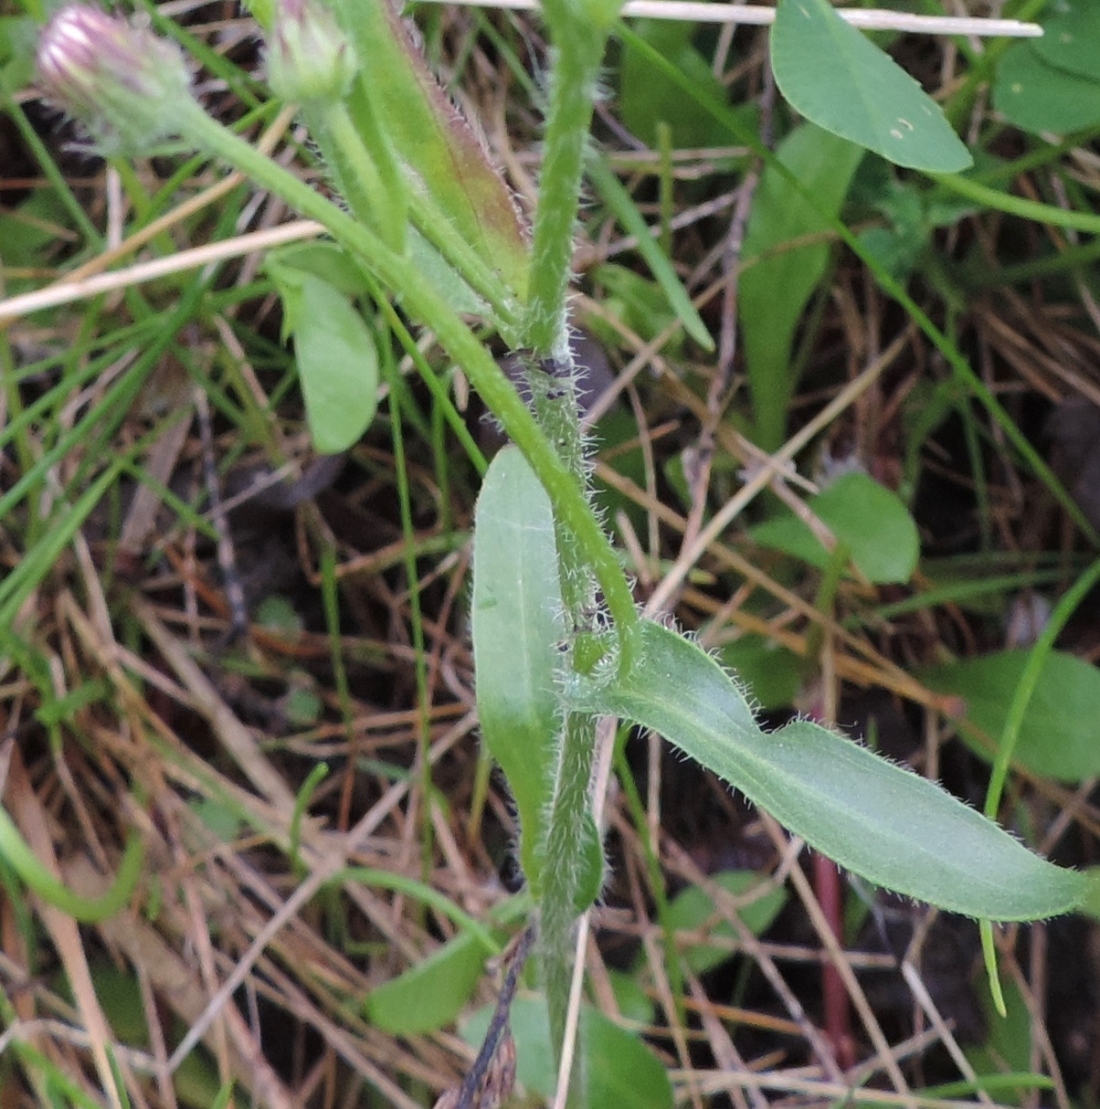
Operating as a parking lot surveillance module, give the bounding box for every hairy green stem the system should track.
[538,711,600,1083]
[524,31,608,357]
[170,97,638,641]
[526,354,603,1074]
[310,99,405,252]
[177,66,632,1086]
[527,361,603,671]
[520,23,619,1073]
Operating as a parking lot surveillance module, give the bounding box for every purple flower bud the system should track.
[36,5,193,153]
[266,0,356,104]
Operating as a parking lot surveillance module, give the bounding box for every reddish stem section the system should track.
[813,852,855,1070]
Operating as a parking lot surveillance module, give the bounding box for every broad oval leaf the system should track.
[472,447,565,895]
[270,271,379,454]
[570,622,1084,921]
[993,43,1100,135]
[1031,1,1100,81]
[463,995,673,1109]
[750,471,920,584]
[771,0,971,172]
[920,649,1100,783]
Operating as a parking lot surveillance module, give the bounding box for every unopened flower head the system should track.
[266,0,357,105]
[37,5,193,154]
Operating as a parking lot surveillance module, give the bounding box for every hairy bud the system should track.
[36,5,193,153]
[266,0,357,104]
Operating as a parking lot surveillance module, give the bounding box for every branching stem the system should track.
[170,97,637,644]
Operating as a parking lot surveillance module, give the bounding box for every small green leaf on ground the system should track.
[366,930,490,1035]
[771,0,971,172]
[607,968,656,1024]
[569,621,1085,921]
[920,649,1100,783]
[1080,867,1100,923]
[267,266,380,454]
[719,637,803,711]
[619,20,728,149]
[463,995,673,1109]
[267,241,368,298]
[666,870,787,974]
[964,976,1037,1093]
[749,471,919,584]
[1031,1,1100,81]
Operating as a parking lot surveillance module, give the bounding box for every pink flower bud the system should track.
[36,5,193,153]
[266,0,356,104]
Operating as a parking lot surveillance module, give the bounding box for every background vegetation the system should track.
[3,1,1100,1107]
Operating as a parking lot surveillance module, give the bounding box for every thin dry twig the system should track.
[414,0,1042,37]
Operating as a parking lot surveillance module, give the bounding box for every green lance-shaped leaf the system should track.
[472,446,566,894]
[568,621,1085,922]
[770,0,971,173]
[333,0,530,301]
[739,123,863,451]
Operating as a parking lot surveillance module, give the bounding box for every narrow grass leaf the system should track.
[571,622,1085,921]
[587,155,713,350]
[0,806,144,923]
[920,650,1100,783]
[771,0,971,172]
[472,446,565,895]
